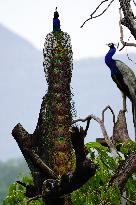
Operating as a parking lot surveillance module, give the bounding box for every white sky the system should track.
[0,0,136,59]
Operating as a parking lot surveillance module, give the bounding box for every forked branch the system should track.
[119,8,136,51]
[81,0,115,28]
[72,106,118,157]
[102,105,116,124]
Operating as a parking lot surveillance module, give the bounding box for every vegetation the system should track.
[72,141,136,205]
[3,141,136,205]
[0,159,29,205]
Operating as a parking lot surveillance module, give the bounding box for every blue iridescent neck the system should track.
[105,47,116,66]
[53,18,61,32]
[53,8,61,32]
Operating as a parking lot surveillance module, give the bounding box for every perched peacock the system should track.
[105,43,136,140]
[43,8,73,176]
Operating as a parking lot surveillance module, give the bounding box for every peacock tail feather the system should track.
[43,31,74,176]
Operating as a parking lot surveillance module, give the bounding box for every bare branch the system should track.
[92,0,115,18]
[132,0,136,7]
[73,114,108,139]
[81,0,115,28]
[126,51,136,64]
[73,114,111,144]
[110,153,136,190]
[119,8,136,51]
[12,123,31,146]
[122,195,136,204]
[25,195,43,205]
[102,105,116,124]
[119,7,136,64]
[72,113,118,157]
[84,119,91,137]
[24,149,57,179]
[80,18,92,28]
[90,0,109,16]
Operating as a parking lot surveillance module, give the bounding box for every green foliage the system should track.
[3,142,136,205]
[125,173,136,204]
[0,159,29,205]
[119,141,136,155]
[3,174,44,205]
[71,141,136,205]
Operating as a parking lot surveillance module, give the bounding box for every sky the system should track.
[0,0,136,59]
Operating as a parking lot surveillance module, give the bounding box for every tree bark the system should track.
[97,109,130,147]
[110,152,136,191]
[119,0,136,40]
[112,110,130,144]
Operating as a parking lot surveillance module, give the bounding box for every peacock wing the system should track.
[115,60,136,102]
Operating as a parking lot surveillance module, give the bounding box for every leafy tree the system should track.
[4,142,136,204]
[3,175,44,205]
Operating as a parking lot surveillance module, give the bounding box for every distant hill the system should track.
[0,24,136,161]
[0,24,46,160]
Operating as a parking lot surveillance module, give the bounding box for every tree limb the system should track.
[122,195,136,204]
[25,195,43,205]
[132,0,136,7]
[110,152,136,190]
[81,0,115,28]
[24,149,57,179]
[84,118,91,137]
[72,108,118,158]
[102,105,116,125]
[119,0,136,40]
[119,8,136,51]
[90,0,109,16]
[72,114,110,145]
[12,123,31,147]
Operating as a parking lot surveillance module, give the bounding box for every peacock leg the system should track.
[121,92,127,112]
[135,127,136,142]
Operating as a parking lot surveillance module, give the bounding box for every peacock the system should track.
[53,7,61,32]
[105,43,136,140]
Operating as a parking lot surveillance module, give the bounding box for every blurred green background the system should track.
[0,159,29,205]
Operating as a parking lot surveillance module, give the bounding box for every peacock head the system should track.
[54,7,59,19]
[107,43,115,48]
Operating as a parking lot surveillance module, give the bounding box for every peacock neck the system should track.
[105,47,121,76]
[105,47,116,66]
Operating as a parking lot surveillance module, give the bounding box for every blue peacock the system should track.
[105,43,136,139]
